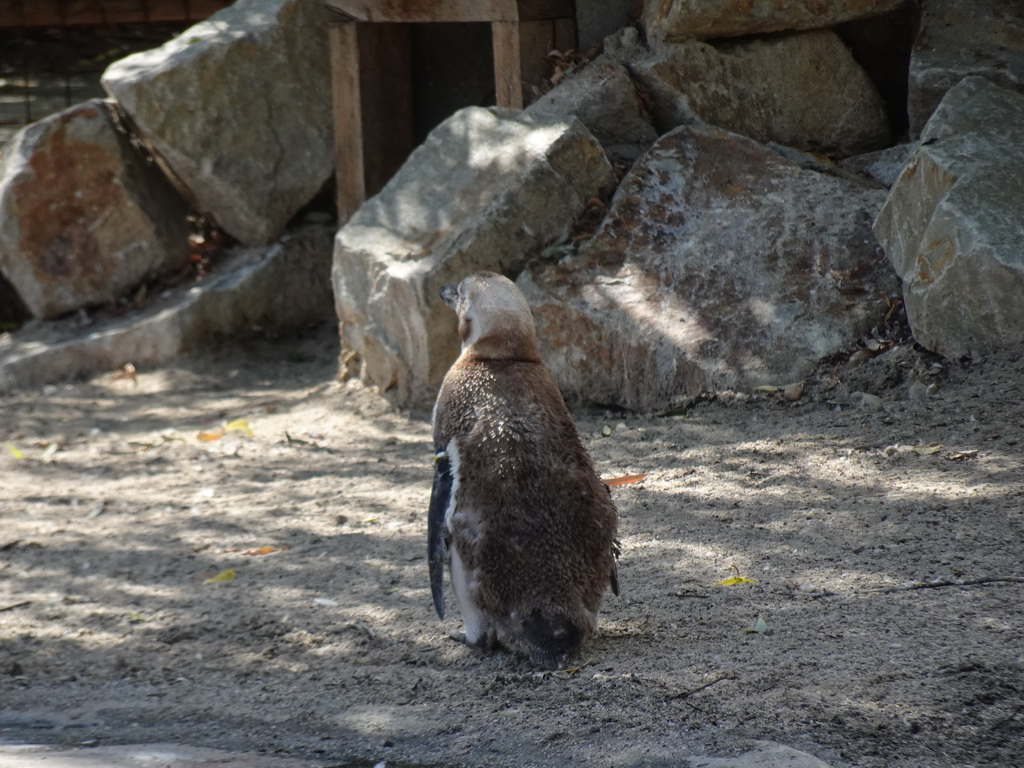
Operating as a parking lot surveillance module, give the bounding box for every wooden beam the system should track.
[326,0,511,23]
[515,0,575,23]
[324,0,573,23]
[0,0,233,27]
[491,20,522,109]
[324,0,578,220]
[330,20,366,223]
[330,20,415,223]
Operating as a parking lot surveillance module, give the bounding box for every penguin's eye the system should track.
[458,311,473,341]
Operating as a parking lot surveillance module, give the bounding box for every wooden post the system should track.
[491,21,522,108]
[329,21,365,223]
[325,0,577,220]
[329,20,415,223]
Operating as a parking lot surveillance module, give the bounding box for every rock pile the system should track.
[874,77,1024,361]
[0,0,336,388]
[333,0,1024,410]
[1,0,1022,404]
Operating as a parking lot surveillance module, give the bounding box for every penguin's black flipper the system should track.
[427,449,453,620]
[610,538,621,597]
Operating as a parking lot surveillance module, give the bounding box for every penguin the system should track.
[428,271,619,668]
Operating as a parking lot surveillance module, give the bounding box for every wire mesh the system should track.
[0,1,231,147]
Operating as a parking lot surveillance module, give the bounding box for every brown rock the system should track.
[0,100,190,320]
[625,29,890,156]
[520,124,898,411]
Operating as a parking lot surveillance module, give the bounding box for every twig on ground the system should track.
[807,576,1024,600]
[876,577,1024,594]
[665,674,736,701]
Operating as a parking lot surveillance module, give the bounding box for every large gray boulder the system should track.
[619,28,890,156]
[643,0,905,41]
[908,0,1024,137]
[332,106,615,408]
[874,77,1024,360]
[102,0,333,246]
[520,123,897,412]
[0,100,190,320]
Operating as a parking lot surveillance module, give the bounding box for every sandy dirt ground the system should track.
[1,323,1022,768]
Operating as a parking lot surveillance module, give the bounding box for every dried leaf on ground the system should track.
[202,568,237,585]
[226,418,253,436]
[604,473,648,487]
[717,576,759,586]
[242,546,281,556]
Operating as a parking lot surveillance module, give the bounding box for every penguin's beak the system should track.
[440,283,458,310]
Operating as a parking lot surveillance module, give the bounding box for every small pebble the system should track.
[783,382,804,401]
[858,392,883,411]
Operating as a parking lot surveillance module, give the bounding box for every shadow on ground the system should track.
[1,326,1022,768]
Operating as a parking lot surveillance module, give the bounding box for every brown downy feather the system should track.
[433,272,619,667]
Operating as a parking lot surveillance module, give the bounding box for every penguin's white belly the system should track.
[448,543,489,645]
[442,441,491,645]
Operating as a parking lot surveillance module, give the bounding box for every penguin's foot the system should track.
[449,630,499,653]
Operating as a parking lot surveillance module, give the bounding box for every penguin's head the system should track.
[441,272,539,361]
